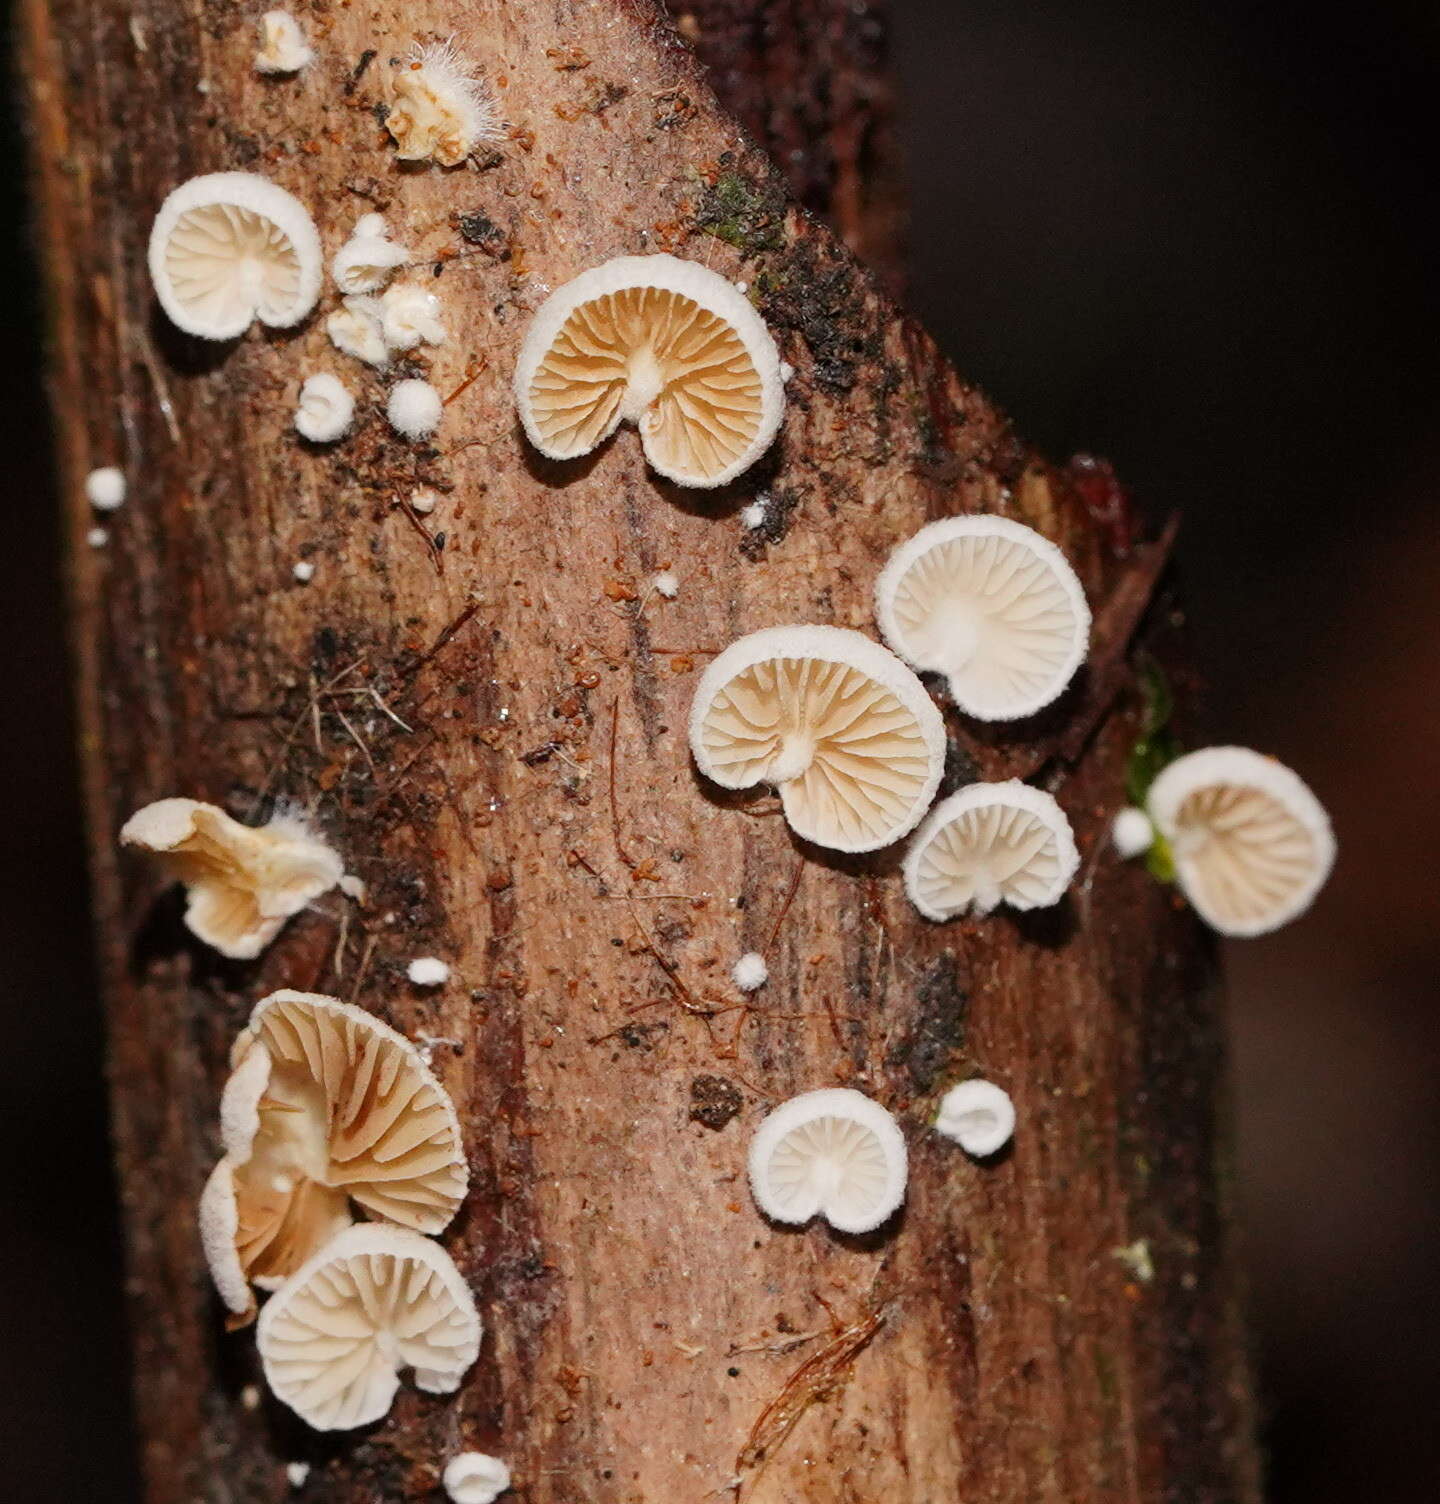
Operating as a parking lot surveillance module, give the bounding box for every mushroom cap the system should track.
[387,42,498,167]
[748,1087,907,1235]
[442,1453,512,1504]
[689,625,946,853]
[903,780,1079,920]
[387,378,443,439]
[1111,806,1156,860]
[935,1079,1016,1158]
[148,172,322,340]
[295,373,354,444]
[332,217,408,295]
[119,798,343,959]
[257,1223,482,1430]
[513,253,785,488]
[875,515,1091,721]
[1145,746,1335,936]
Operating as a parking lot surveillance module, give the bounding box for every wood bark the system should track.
[21,1,1259,1500]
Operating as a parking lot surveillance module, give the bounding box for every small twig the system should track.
[609,696,636,870]
[391,494,446,576]
[763,855,806,954]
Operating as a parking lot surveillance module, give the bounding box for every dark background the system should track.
[3,1,1437,1497]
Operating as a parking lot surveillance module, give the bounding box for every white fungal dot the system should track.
[254,11,313,75]
[387,379,443,440]
[407,956,451,987]
[651,570,679,599]
[326,294,388,367]
[240,1384,261,1411]
[1111,806,1155,859]
[292,561,315,584]
[87,526,109,549]
[285,1462,311,1487]
[442,1452,512,1504]
[731,952,767,992]
[294,374,354,444]
[409,488,439,515]
[935,1079,1015,1158]
[380,282,445,352]
[740,500,767,529]
[85,466,126,511]
[331,213,408,295]
[387,41,502,167]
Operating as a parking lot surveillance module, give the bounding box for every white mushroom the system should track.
[1111,806,1155,859]
[120,798,342,959]
[257,1223,482,1430]
[254,11,313,75]
[407,956,451,987]
[903,780,1078,920]
[294,373,354,443]
[148,172,322,339]
[875,515,1091,721]
[387,41,501,167]
[689,625,945,852]
[388,379,443,440]
[442,1453,512,1504]
[514,254,785,488]
[325,294,388,367]
[1145,746,1335,936]
[331,213,408,295]
[85,466,126,511]
[731,952,768,992]
[748,1087,907,1235]
[935,1079,1015,1158]
[379,282,445,352]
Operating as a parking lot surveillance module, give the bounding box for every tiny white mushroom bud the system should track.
[85,466,127,511]
[240,1384,261,1411]
[285,1462,311,1487]
[387,41,502,167]
[294,373,354,444]
[292,560,315,583]
[379,281,446,352]
[407,956,451,987]
[409,487,439,515]
[651,570,679,599]
[1111,806,1155,859]
[325,294,388,367]
[731,952,767,992]
[935,1079,1016,1158]
[442,1453,512,1504]
[331,214,408,295]
[87,525,109,549]
[740,500,767,529]
[387,378,443,440]
[254,11,314,75]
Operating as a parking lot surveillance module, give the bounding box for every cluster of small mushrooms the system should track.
[110,9,1337,1493]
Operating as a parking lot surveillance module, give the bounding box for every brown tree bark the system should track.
[21,1,1259,1501]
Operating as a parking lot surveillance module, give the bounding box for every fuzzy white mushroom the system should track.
[148,172,322,339]
[651,570,680,599]
[87,526,109,549]
[380,281,446,352]
[387,41,501,167]
[407,956,451,987]
[514,254,785,488]
[689,625,945,853]
[257,1223,482,1430]
[200,989,469,1318]
[1111,806,1155,859]
[253,11,313,75]
[409,487,439,515]
[285,1462,311,1488]
[740,500,767,529]
[294,373,354,443]
[904,780,1078,920]
[325,294,388,367]
[875,515,1091,721]
[935,1079,1016,1158]
[331,212,408,294]
[387,378,443,440]
[292,560,315,583]
[748,1087,907,1235]
[85,466,126,511]
[731,952,768,992]
[443,1453,512,1504]
[120,798,342,959]
[1145,746,1335,936]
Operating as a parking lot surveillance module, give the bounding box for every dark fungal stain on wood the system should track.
[689,1073,743,1129]
[887,954,969,1096]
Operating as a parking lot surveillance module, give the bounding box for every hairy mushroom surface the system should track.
[514,254,784,487]
[875,515,1091,720]
[257,1224,482,1430]
[935,1079,1016,1158]
[689,625,945,852]
[903,780,1079,920]
[1146,746,1336,935]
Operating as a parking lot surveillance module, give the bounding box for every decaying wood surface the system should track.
[20,0,1260,1499]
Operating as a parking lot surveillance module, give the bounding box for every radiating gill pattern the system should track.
[165,202,301,325]
[910,798,1068,917]
[766,1113,894,1224]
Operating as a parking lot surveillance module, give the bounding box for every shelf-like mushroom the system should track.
[875,515,1090,720]
[689,625,945,852]
[935,1079,1016,1158]
[514,254,785,487]
[120,798,343,959]
[903,780,1078,920]
[443,1454,513,1504]
[257,1224,482,1430]
[148,172,322,340]
[1145,746,1335,935]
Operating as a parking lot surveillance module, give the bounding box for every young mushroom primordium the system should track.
[386,41,501,167]
[514,254,786,488]
[934,1078,1016,1158]
[688,625,946,853]
[199,989,468,1322]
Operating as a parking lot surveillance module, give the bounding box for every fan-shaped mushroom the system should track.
[875,515,1090,720]
[903,780,1078,920]
[443,1453,512,1504]
[1145,746,1335,935]
[257,1223,482,1430]
[198,990,468,1317]
[120,799,343,959]
[935,1079,1016,1157]
[147,172,322,340]
[689,625,945,852]
[748,1087,907,1235]
[514,254,785,488]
